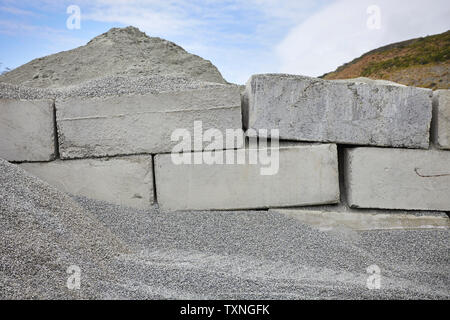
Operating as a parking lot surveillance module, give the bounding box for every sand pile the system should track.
[0,26,226,88]
[0,159,127,299]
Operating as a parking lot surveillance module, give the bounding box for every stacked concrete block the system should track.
[0,99,56,161]
[243,74,432,149]
[272,209,450,231]
[56,84,243,159]
[432,90,450,150]
[20,156,153,209]
[154,143,339,211]
[344,147,450,211]
[2,72,447,214]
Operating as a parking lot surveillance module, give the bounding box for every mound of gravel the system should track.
[0,75,232,100]
[1,164,448,300]
[0,82,55,100]
[0,26,226,88]
[76,197,450,300]
[0,159,127,299]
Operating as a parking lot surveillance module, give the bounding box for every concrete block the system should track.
[20,156,153,209]
[244,74,432,149]
[271,209,449,231]
[56,85,243,159]
[432,90,450,150]
[344,147,450,211]
[155,143,339,211]
[0,99,55,161]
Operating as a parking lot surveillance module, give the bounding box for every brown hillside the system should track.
[323,31,450,90]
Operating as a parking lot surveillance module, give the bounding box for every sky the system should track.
[0,0,449,84]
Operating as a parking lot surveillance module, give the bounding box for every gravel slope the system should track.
[0,26,226,88]
[0,75,231,100]
[78,197,449,300]
[0,159,127,299]
[1,159,448,299]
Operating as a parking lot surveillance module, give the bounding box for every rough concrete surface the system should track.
[335,77,407,87]
[56,83,242,158]
[155,143,339,211]
[244,74,432,149]
[0,26,226,88]
[432,90,450,150]
[272,208,450,231]
[344,147,450,211]
[19,156,154,209]
[0,99,55,162]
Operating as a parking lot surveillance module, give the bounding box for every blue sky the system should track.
[1,0,449,84]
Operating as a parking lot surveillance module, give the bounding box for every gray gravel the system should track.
[0,26,232,102]
[0,26,226,88]
[1,159,448,299]
[77,197,449,300]
[0,26,235,102]
[0,159,127,299]
[0,82,54,100]
[0,75,231,101]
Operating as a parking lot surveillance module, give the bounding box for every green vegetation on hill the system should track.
[360,31,450,77]
[323,30,450,90]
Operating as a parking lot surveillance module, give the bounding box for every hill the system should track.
[323,30,450,90]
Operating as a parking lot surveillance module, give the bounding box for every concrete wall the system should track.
[2,74,448,214]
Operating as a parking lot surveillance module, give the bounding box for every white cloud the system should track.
[80,0,201,36]
[276,0,450,77]
[0,5,36,16]
[80,0,320,38]
[0,19,84,46]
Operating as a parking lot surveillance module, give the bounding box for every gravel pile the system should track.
[0,159,127,299]
[56,75,229,99]
[0,82,55,100]
[0,75,232,101]
[75,197,449,300]
[1,161,447,300]
[0,26,226,88]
